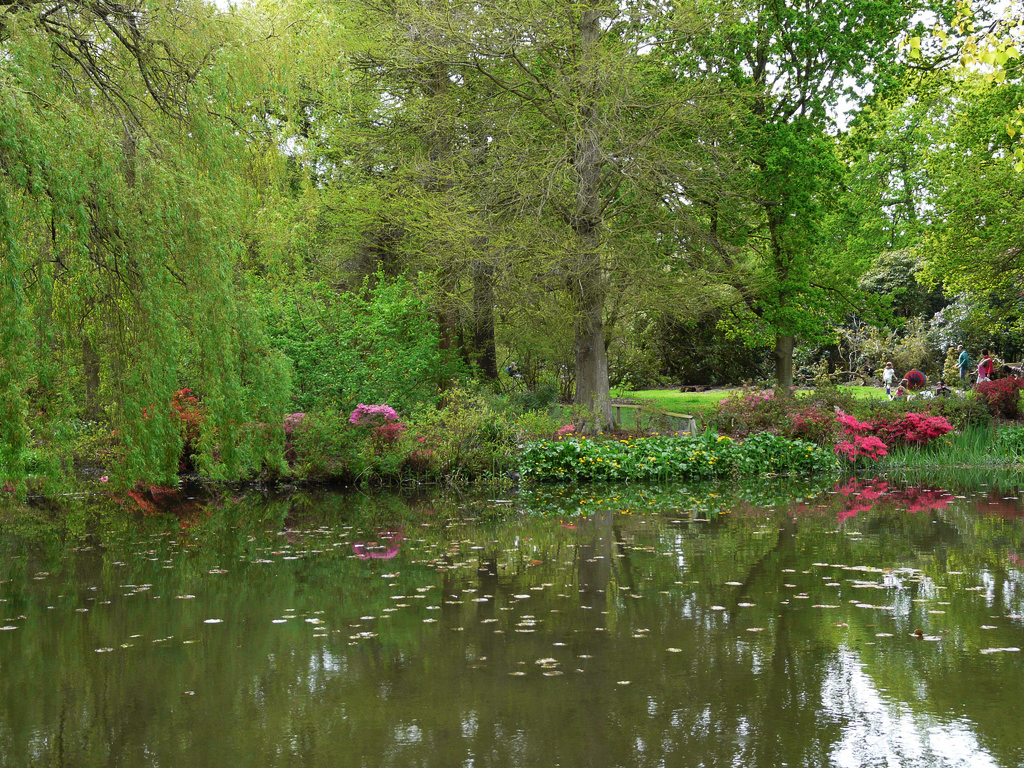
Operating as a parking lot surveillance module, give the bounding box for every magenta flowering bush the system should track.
[832,410,953,464]
[834,435,889,462]
[835,413,873,435]
[877,412,954,445]
[349,403,407,453]
[349,403,400,426]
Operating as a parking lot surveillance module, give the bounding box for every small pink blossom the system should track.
[100,476,109,483]
[283,412,306,436]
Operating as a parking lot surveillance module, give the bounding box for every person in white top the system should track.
[882,361,896,396]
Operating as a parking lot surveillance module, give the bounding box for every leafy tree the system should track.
[909,0,1023,170]
[859,250,946,319]
[919,77,1024,294]
[316,0,745,430]
[668,0,959,390]
[263,276,467,413]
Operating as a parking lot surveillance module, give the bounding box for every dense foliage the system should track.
[2,0,1023,495]
[519,432,839,482]
[263,277,466,413]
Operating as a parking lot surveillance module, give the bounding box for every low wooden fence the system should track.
[611,403,698,434]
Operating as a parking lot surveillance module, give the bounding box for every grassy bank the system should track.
[613,385,891,423]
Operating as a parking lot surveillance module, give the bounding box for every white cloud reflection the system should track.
[824,650,999,768]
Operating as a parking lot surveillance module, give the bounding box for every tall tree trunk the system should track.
[574,263,612,430]
[767,212,796,395]
[570,6,613,432]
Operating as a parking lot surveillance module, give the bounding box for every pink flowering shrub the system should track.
[834,435,889,463]
[555,424,576,440]
[284,412,306,435]
[835,413,873,435]
[349,403,406,454]
[349,403,400,426]
[832,410,953,464]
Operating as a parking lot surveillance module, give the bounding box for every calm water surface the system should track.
[2,477,1023,767]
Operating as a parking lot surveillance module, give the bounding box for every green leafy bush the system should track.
[265,276,467,413]
[288,410,370,482]
[412,387,518,482]
[994,425,1024,459]
[511,383,560,411]
[519,430,837,483]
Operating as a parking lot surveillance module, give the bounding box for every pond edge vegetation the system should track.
[7,380,1024,510]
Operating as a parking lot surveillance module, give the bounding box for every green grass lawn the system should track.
[613,385,891,422]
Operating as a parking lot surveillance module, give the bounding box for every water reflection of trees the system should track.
[1,483,1023,766]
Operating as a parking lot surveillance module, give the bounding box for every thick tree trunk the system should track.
[574,282,612,432]
[774,333,795,394]
[569,6,613,433]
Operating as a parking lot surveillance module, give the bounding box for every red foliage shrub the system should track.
[834,435,889,462]
[974,378,1024,419]
[836,413,873,435]
[833,410,952,462]
[874,412,954,446]
[371,421,407,453]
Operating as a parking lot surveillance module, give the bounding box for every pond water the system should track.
[2,477,1024,767]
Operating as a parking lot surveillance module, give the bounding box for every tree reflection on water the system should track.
[0,478,1022,767]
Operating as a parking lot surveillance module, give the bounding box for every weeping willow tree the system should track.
[0,0,293,491]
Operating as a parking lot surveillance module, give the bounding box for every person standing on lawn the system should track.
[957,345,971,387]
[978,349,995,382]
[882,362,896,396]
